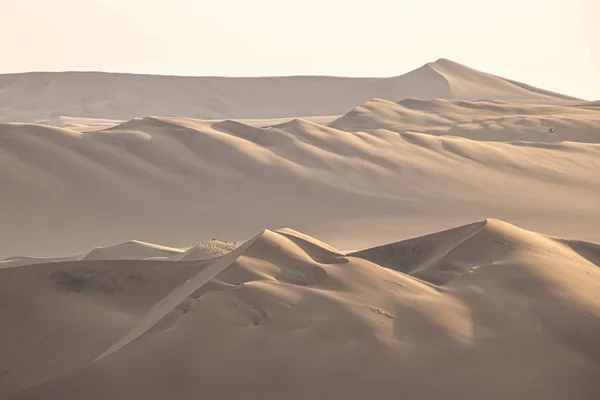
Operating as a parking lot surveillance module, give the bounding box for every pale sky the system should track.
[1,0,598,99]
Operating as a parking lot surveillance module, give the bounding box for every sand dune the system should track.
[0,239,238,269]
[3,220,600,399]
[0,255,82,270]
[82,240,183,261]
[0,59,581,124]
[2,111,600,258]
[330,98,600,142]
[427,58,579,102]
[39,115,338,133]
[169,240,237,261]
[40,116,126,132]
[0,257,215,394]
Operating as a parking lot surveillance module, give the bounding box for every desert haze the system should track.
[1,58,600,399]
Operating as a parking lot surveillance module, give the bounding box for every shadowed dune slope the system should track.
[2,114,600,257]
[3,220,600,399]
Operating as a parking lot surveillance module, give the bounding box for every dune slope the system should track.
[2,114,600,258]
[0,59,579,123]
[83,240,183,261]
[4,220,600,399]
[428,58,579,102]
[0,258,214,394]
[329,97,600,142]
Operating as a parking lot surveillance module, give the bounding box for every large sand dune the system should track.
[0,59,582,123]
[2,105,600,258]
[2,220,600,399]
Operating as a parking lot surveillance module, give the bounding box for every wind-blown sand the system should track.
[2,220,599,399]
[0,59,582,124]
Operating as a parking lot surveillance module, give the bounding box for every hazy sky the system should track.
[1,0,598,99]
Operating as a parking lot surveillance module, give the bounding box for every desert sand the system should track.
[1,220,600,399]
[0,59,582,124]
[1,59,600,399]
[0,239,235,269]
[2,102,600,258]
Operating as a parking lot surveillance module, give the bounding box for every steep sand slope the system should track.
[330,98,600,142]
[428,58,579,102]
[5,220,600,399]
[2,115,600,257]
[0,59,579,123]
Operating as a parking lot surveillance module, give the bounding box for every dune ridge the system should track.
[0,239,235,269]
[3,220,600,399]
[83,240,184,261]
[2,109,600,258]
[0,59,581,124]
[428,59,579,102]
[330,97,600,142]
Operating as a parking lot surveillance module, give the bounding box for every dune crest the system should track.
[169,240,237,261]
[330,97,600,142]
[83,240,183,261]
[0,59,580,124]
[2,220,600,399]
[2,110,600,258]
[427,58,579,102]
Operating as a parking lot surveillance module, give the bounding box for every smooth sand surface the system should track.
[2,220,599,399]
[0,59,581,124]
[2,103,600,258]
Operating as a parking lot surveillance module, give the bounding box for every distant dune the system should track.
[1,108,600,258]
[0,239,235,269]
[0,59,581,123]
[3,220,600,399]
[330,98,600,142]
[427,58,579,102]
[170,240,237,262]
[82,240,184,261]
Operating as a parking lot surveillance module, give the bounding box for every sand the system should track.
[330,98,600,143]
[0,240,235,269]
[2,105,600,258]
[37,115,338,133]
[2,58,600,399]
[0,59,582,124]
[2,220,599,399]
